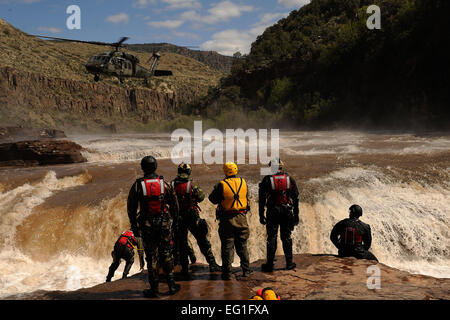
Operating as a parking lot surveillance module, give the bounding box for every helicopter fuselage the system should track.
[84,51,152,81]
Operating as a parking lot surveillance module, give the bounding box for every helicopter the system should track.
[33,35,174,85]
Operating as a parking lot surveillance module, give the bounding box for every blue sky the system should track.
[0,0,310,56]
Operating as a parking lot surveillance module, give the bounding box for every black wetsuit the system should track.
[127,173,180,292]
[258,171,300,266]
[330,217,378,262]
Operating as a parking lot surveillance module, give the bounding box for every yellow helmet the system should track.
[262,288,280,300]
[223,162,238,177]
[249,295,263,300]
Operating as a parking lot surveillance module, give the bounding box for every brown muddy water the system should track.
[0,131,449,298]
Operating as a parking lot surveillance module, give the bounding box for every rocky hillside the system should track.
[0,66,178,132]
[0,19,224,131]
[198,0,450,130]
[127,43,235,73]
[6,254,450,300]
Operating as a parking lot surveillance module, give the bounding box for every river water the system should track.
[0,131,449,298]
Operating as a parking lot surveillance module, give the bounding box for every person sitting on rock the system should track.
[330,205,378,262]
[106,230,138,282]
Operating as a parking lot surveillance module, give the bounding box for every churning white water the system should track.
[0,131,449,298]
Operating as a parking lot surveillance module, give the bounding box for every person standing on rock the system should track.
[208,162,252,280]
[258,158,300,272]
[106,230,140,282]
[171,163,221,279]
[330,204,378,262]
[127,156,181,297]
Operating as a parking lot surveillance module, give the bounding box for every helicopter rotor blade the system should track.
[31,35,112,46]
[117,37,129,45]
[31,34,130,49]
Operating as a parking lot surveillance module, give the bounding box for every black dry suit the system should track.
[127,172,180,296]
[259,171,300,268]
[330,217,378,262]
[171,175,219,274]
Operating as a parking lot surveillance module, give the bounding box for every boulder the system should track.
[0,139,87,166]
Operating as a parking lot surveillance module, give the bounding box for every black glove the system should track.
[259,215,266,225]
[132,227,141,238]
[293,214,299,226]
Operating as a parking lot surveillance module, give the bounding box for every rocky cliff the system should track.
[7,254,449,300]
[127,43,235,73]
[0,66,179,130]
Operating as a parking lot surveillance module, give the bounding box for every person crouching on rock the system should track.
[106,230,138,282]
[330,204,378,262]
[127,156,181,297]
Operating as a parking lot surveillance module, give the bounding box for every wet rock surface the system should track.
[7,254,450,300]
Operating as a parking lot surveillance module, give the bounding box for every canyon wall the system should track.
[0,66,179,127]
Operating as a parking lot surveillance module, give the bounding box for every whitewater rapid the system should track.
[0,131,449,298]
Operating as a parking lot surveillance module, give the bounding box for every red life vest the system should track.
[172,180,194,211]
[269,174,291,205]
[340,226,363,246]
[117,230,136,250]
[140,177,166,215]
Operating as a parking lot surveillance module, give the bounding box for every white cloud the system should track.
[172,30,200,40]
[201,29,253,56]
[258,12,289,26]
[132,0,156,8]
[147,19,185,29]
[162,0,201,10]
[37,26,62,34]
[181,1,254,25]
[200,11,289,56]
[106,13,130,24]
[278,0,310,9]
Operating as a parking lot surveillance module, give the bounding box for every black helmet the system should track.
[141,156,157,174]
[349,204,363,218]
[269,157,284,171]
[178,162,192,175]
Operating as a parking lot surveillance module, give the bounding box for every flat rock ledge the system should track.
[5,254,449,300]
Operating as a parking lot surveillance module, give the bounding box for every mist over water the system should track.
[0,131,449,298]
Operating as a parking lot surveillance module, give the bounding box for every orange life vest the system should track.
[219,177,248,212]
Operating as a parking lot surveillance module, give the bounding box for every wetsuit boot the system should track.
[181,263,191,280]
[282,233,296,270]
[167,273,181,295]
[261,261,274,272]
[143,280,159,298]
[284,250,296,270]
[207,256,221,272]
